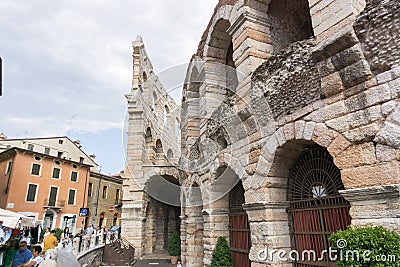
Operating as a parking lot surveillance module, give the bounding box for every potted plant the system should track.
[168,231,180,264]
[211,236,234,267]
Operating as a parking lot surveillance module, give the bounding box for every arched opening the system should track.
[152,92,158,109]
[164,105,170,126]
[113,213,119,226]
[288,146,351,266]
[267,0,314,52]
[143,71,148,82]
[99,212,105,227]
[229,181,251,267]
[43,210,56,230]
[207,19,238,94]
[144,175,181,256]
[167,149,174,160]
[145,127,152,143]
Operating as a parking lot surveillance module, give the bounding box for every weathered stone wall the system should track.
[178,0,400,266]
[252,40,320,120]
[77,245,104,267]
[354,0,400,73]
[122,36,181,257]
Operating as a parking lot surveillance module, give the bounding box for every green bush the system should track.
[211,236,234,267]
[168,231,180,256]
[329,225,400,267]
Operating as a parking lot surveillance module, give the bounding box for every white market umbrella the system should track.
[0,208,36,228]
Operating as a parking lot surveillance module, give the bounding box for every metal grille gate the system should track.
[229,181,251,267]
[289,147,351,267]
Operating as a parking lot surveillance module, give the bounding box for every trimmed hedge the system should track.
[329,226,400,267]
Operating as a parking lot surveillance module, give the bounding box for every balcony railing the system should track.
[43,199,65,209]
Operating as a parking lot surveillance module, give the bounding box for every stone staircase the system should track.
[102,235,136,266]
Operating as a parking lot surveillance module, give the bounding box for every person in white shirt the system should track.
[23,245,44,267]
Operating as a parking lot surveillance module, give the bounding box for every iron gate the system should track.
[229,181,251,267]
[289,147,351,267]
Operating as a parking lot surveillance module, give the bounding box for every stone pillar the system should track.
[202,199,230,267]
[229,3,272,80]
[121,202,146,257]
[180,213,188,265]
[185,206,204,267]
[144,203,156,254]
[340,185,400,231]
[244,202,292,267]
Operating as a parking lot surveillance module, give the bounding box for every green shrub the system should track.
[329,225,400,267]
[211,236,234,267]
[168,231,181,256]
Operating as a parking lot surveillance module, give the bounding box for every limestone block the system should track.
[326,114,351,132]
[381,100,398,117]
[327,134,351,157]
[321,71,344,97]
[376,143,400,162]
[302,121,316,140]
[343,78,375,98]
[374,121,400,148]
[343,122,380,142]
[339,60,372,88]
[331,43,365,71]
[341,161,400,189]
[334,142,376,169]
[294,120,306,140]
[312,123,336,147]
[324,100,347,121]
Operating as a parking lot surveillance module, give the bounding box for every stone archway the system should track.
[287,145,351,266]
[246,139,351,266]
[143,174,181,257]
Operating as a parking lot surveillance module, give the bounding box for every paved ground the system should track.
[134,259,173,267]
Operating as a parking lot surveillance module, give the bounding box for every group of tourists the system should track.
[7,226,76,267]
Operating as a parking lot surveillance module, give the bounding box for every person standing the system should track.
[43,230,58,252]
[9,240,32,267]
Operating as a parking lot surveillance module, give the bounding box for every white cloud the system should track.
[0,0,217,137]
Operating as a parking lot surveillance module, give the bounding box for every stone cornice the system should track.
[227,10,270,36]
[339,185,400,202]
[243,201,289,211]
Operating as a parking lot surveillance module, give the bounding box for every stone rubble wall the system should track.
[354,0,400,73]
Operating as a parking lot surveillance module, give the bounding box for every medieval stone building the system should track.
[123,0,400,266]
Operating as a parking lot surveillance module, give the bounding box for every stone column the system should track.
[185,206,204,267]
[244,202,292,267]
[202,198,230,267]
[340,185,400,231]
[229,3,272,81]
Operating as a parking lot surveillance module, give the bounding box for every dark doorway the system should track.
[289,147,351,266]
[229,181,251,267]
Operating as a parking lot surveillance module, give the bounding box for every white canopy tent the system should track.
[0,208,36,228]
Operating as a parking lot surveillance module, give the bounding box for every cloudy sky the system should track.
[0,0,217,174]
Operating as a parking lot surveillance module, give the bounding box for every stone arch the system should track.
[267,0,314,52]
[202,4,234,60]
[143,174,181,256]
[253,122,354,190]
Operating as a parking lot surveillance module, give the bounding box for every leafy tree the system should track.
[211,236,234,267]
[168,231,181,256]
[329,225,400,267]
